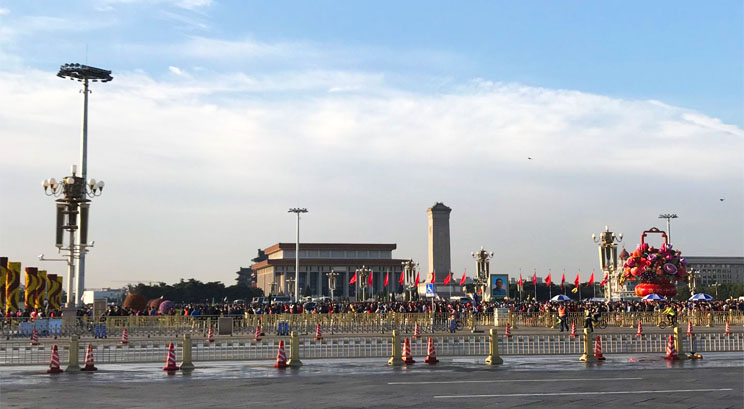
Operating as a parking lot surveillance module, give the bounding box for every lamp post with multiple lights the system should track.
[326,270,340,301]
[401,259,418,300]
[288,208,308,302]
[355,265,372,301]
[592,226,623,300]
[41,64,111,307]
[471,247,493,300]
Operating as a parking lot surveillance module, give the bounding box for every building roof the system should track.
[263,243,397,255]
[252,258,407,270]
[428,202,451,212]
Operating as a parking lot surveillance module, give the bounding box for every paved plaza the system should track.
[1,353,742,408]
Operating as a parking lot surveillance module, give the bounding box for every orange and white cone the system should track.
[424,337,439,364]
[413,323,421,339]
[81,344,98,372]
[664,335,679,360]
[504,323,512,338]
[569,322,577,338]
[635,321,644,338]
[724,321,731,337]
[315,323,323,341]
[30,328,39,346]
[206,326,214,343]
[402,337,415,364]
[120,328,129,345]
[254,324,262,342]
[593,336,606,360]
[686,320,693,337]
[273,340,287,368]
[162,342,179,371]
[47,345,63,374]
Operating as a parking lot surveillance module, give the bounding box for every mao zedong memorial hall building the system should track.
[251,243,407,298]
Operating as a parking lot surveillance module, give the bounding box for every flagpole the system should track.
[533,269,537,302]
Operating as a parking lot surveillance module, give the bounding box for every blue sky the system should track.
[1,1,742,287]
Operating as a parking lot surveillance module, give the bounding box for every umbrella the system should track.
[550,294,571,302]
[642,294,664,301]
[689,293,713,301]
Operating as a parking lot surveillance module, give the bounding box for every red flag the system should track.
[459,270,466,286]
[587,272,595,286]
[384,271,389,287]
[574,273,580,288]
[560,273,565,289]
[349,272,357,284]
[399,270,405,286]
[546,273,552,287]
[431,270,436,284]
[415,271,420,286]
[443,272,451,285]
[532,273,537,286]
[518,274,523,288]
[600,273,608,287]
[368,271,373,287]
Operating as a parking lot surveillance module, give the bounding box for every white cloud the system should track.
[0,68,742,288]
[168,65,183,75]
[0,8,10,15]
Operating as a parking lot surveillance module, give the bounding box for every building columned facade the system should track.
[684,256,744,286]
[251,243,406,299]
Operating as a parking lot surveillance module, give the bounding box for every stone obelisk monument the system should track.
[427,202,452,283]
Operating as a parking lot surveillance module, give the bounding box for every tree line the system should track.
[127,278,264,304]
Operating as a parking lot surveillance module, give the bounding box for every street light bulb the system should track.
[65,177,75,185]
[49,178,57,187]
[97,181,105,190]
[619,233,623,240]
[88,178,96,188]
[592,234,596,240]
[42,180,49,189]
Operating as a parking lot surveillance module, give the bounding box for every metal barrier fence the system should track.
[2,332,742,366]
[2,310,742,338]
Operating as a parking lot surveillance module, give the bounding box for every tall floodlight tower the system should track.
[45,64,112,307]
[427,202,451,283]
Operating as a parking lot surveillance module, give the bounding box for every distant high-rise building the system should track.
[427,202,452,282]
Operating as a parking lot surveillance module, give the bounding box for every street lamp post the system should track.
[48,63,112,308]
[42,165,105,307]
[592,226,623,300]
[687,268,698,295]
[355,266,372,301]
[288,207,308,302]
[327,270,339,301]
[286,278,296,299]
[658,214,678,243]
[471,247,493,301]
[401,259,418,300]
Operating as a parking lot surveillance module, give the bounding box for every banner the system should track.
[24,267,39,311]
[0,257,6,312]
[36,270,47,309]
[6,262,20,314]
[47,274,62,311]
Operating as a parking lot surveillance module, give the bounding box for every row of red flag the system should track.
[348,270,608,287]
[348,270,468,286]
[517,272,609,289]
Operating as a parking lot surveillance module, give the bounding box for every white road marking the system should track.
[433,388,734,399]
[389,377,642,385]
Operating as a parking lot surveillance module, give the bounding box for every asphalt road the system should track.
[1,354,742,408]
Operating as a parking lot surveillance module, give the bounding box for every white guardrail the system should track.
[1,332,741,366]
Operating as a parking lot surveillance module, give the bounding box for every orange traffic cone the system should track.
[315,323,323,341]
[81,344,98,372]
[30,328,39,346]
[120,328,129,345]
[724,321,731,337]
[686,321,693,337]
[593,336,606,360]
[47,345,63,374]
[273,340,287,368]
[635,321,644,338]
[163,343,179,371]
[504,323,512,338]
[254,325,262,342]
[569,322,577,338]
[413,323,421,339]
[664,335,679,360]
[206,326,214,343]
[402,338,415,365]
[424,337,439,364]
